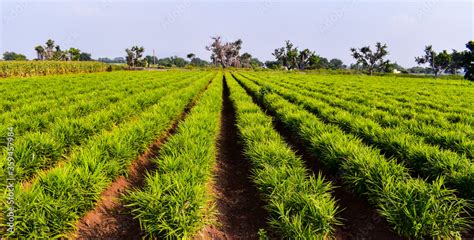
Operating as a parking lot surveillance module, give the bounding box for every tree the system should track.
[265,60,281,69]
[462,41,474,81]
[125,46,145,68]
[328,58,345,70]
[190,57,209,67]
[298,49,312,70]
[206,36,243,68]
[156,56,188,67]
[45,39,55,60]
[350,42,390,75]
[415,45,452,78]
[79,52,92,61]
[2,52,27,61]
[250,58,263,68]
[145,55,158,66]
[239,52,252,68]
[68,48,81,61]
[273,40,299,70]
[34,45,45,60]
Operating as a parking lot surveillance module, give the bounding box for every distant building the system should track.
[393,69,401,74]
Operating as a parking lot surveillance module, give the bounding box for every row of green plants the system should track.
[255,72,473,135]
[225,73,339,238]
[258,72,472,117]
[124,73,223,238]
[232,72,471,239]
[0,73,212,238]
[302,74,474,121]
[244,73,474,199]
[0,72,200,139]
[0,71,196,118]
[265,77,473,158]
[275,76,474,158]
[0,61,109,78]
[0,73,208,186]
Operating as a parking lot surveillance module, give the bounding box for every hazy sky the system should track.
[1,0,473,67]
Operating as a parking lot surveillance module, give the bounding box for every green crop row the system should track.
[267,78,473,158]
[0,61,108,78]
[0,73,210,185]
[0,74,211,238]
[267,72,473,115]
[0,72,198,132]
[226,73,339,238]
[243,73,474,199]
[251,72,474,132]
[266,73,474,126]
[124,73,223,238]
[232,72,471,239]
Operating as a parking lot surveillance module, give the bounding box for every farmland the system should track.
[1,70,473,239]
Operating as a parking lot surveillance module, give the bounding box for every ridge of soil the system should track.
[72,80,211,239]
[197,77,268,239]
[232,73,403,240]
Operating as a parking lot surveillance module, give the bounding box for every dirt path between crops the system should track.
[196,77,268,240]
[73,81,211,240]
[232,74,403,240]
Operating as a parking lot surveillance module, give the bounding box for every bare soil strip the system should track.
[73,80,211,239]
[232,74,403,240]
[197,78,268,240]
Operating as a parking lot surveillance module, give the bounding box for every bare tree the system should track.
[206,36,243,68]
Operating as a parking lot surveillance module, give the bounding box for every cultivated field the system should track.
[1,70,473,239]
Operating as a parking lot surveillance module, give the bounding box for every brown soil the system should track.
[72,80,210,239]
[232,74,403,240]
[197,77,268,240]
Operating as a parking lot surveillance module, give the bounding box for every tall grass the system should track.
[0,61,108,78]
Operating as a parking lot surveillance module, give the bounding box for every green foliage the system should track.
[233,72,472,239]
[0,61,108,78]
[226,73,339,238]
[350,42,390,75]
[2,51,27,61]
[157,56,188,68]
[0,71,213,238]
[124,73,222,238]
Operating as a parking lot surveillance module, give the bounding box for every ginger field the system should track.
[1,70,473,239]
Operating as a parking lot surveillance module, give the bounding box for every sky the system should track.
[1,0,473,68]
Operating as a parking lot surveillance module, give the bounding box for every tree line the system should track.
[3,37,473,80]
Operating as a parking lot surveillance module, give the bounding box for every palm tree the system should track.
[34,45,45,60]
[45,39,55,60]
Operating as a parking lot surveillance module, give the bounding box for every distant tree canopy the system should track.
[415,46,451,78]
[34,39,92,61]
[98,57,125,63]
[189,57,209,67]
[145,55,158,65]
[463,41,474,81]
[157,56,188,68]
[2,51,27,61]
[125,46,146,68]
[271,40,345,70]
[415,43,473,80]
[350,42,390,75]
[265,60,280,69]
